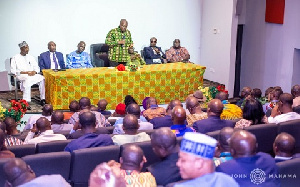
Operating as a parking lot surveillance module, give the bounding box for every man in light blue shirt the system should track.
[66,41,93,69]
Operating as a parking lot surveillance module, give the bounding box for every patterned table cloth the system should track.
[43,63,206,110]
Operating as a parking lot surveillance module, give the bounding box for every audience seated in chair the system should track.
[63,100,80,122]
[170,106,194,137]
[113,104,153,134]
[268,93,300,124]
[97,99,112,118]
[263,88,283,114]
[3,158,70,187]
[215,92,243,120]
[147,128,182,186]
[150,100,183,129]
[192,99,235,134]
[108,144,157,186]
[68,97,110,128]
[236,86,252,107]
[234,98,266,129]
[292,84,300,108]
[213,127,234,167]
[112,114,150,145]
[0,129,15,158]
[3,117,24,146]
[24,104,53,130]
[143,97,166,121]
[216,130,280,186]
[51,111,73,133]
[175,132,238,187]
[273,132,296,163]
[65,111,113,152]
[24,117,66,146]
[185,96,207,126]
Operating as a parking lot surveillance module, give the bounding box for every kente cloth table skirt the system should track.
[43,62,206,110]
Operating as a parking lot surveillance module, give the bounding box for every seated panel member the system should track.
[66,41,93,69]
[39,41,66,71]
[166,39,190,63]
[126,46,145,67]
[143,37,166,64]
[11,41,46,105]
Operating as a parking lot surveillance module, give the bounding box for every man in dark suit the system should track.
[39,41,66,71]
[143,37,166,64]
[192,99,234,133]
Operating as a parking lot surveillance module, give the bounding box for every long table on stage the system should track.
[43,63,206,110]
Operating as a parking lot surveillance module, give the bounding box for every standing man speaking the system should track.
[105,19,133,67]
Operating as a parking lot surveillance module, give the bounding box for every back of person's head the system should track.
[229,130,257,158]
[171,106,186,124]
[4,117,17,135]
[272,88,283,100]
[79,111,96,129]
[98,99,108,111]
[51,110,65,124]
[168,100,182,112]
[273,132,295,157]
[207,99,223,117]
[279,93,294,107]
[126,104,141,118]
[36,117,51,132]
[4,158,36,187]
[193,90,204,101]
[120,144,145,171]
[123,114,139,132]
[265,87,274,97]
[251,88,262,99]
[151,128,178,158]
[0,129,5,150]
[42,104,53,116]
[79,97,91,110]
[185,97,200,114]
[218,127,234,152]
[291,84,300,98]
[0,121,6,132]
[215,92,229,101]
[69,100,80,112]
[124,95,137,108]
[243,98,264,124]
[241,87,252,98]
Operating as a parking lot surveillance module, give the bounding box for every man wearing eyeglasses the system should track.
[143,37,166,64]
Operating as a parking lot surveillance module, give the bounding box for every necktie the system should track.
[53,53,58,69]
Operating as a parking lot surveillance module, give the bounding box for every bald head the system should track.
[42,104,53,116]
[69,100,80,112]
[274,133,295,157]
[79,97,91,110]
[98,99,108,111]
[123,114,139,133]
[280,93,294,106]
[291,84,300,98]
[168,99,183,114]
[218,127,234,152]
[51,110,64,124]
[215,92,229,101]
[207,99,223,116]
[121,144,144,171]
[79,111,96,129]
[4,158,36,186]
[241,87,251,98]
[171,106,186,125]
[151,128,178,158]
[126,104,141,118]
[186,96,200,113]
[230,130,257,158]
[36,117,51,132]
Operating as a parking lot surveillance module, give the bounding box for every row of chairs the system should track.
[1,140,163,187]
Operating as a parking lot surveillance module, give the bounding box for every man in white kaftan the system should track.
[10,41,45,105]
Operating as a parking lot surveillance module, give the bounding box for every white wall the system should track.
[241,0,300,93]
[200,0,238,97]
[0,0,202,71]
